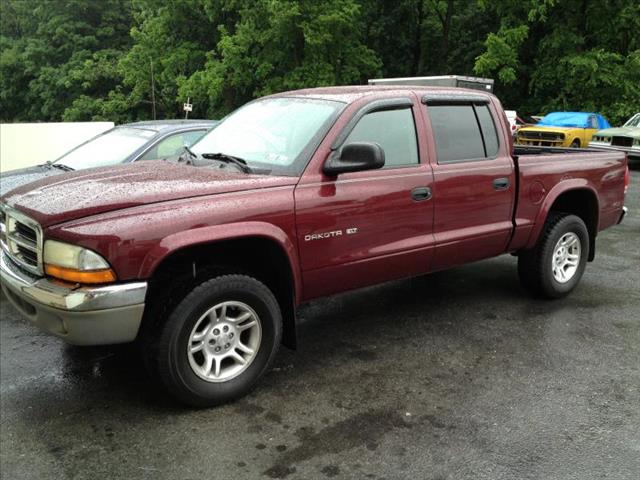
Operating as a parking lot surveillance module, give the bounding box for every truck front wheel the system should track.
[518,214,589,298]
[153,274,282,407]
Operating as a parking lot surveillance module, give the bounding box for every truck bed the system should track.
[510,146,627,252]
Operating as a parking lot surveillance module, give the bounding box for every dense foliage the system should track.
[1,0,638,124]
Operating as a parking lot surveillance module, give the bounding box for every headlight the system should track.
[43,240,116,284]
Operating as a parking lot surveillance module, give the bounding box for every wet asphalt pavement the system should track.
[1,170,639,480]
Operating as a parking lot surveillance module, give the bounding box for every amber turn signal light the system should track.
[45,264,117,284]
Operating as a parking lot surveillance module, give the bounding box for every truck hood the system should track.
[519,126,578,133]
[594,126,640,138]
[1,161,297,228]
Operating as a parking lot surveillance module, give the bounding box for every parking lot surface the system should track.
[1,169,639,480]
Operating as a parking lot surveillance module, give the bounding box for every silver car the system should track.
[0,120,217,195]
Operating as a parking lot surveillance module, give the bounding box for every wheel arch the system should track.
[140,222,301,349]
[526,183,600,261]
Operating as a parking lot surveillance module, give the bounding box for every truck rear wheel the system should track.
[518,214,589,298]
[153,274,282,407]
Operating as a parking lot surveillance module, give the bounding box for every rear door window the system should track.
[428,104,500,163]
[344,108,419,167]
[475,105,499,157]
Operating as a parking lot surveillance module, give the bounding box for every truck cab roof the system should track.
[268,85,495,104]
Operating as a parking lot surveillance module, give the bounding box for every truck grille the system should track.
[519,131,564,141]
[611,136,633,147]
[0,204,43,276]
[15,222,37,243]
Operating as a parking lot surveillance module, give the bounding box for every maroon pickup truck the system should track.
[0,86,629,406]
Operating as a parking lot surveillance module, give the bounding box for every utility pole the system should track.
[150,60,156,120]
[183,97,193,119]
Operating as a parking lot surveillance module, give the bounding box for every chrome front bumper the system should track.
[0,251,147,345]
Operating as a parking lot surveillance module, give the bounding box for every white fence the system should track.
[0,122,114,173]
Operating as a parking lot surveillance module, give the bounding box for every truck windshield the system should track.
[190,97,344,176]
[56,127,156,170]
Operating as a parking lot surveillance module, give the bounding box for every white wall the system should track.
[0,122,114,173]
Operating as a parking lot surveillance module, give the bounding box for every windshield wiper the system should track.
[45,161,73,172]
[201,152,252,173]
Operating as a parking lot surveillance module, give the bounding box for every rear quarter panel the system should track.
[510,151,627,251]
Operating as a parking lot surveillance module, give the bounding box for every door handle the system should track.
[493,177,510,190]
[411,186,432,201]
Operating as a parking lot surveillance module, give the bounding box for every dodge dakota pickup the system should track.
[0,86,629,406]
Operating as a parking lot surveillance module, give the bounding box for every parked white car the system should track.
[589,113,640,159]
[505,110,528,137]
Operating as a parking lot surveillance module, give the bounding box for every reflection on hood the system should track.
[2,160,296,228]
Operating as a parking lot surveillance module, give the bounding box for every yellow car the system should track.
[516,112,611,148]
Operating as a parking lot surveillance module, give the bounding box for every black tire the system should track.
[570,139,580,148]
[518,213,589,299]
[152,274,282,407]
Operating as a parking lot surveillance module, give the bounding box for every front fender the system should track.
[524,179,599,250]
[564,128,582,146]
[139,221,302,303]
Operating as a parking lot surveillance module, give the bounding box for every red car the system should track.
[1,86,629,406]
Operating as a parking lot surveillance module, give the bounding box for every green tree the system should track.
[1,0,638,125]
[102,0,236,121]
[474,0,640,123]
[0,0,133,122]
[177,0,381,118]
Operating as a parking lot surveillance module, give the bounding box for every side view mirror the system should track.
[323,142,385,176]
